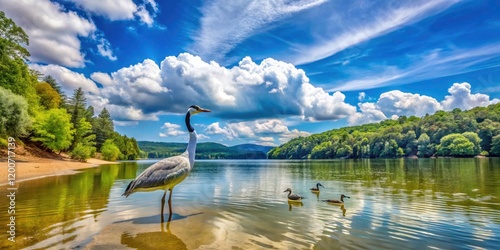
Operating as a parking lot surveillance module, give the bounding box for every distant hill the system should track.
[138,141,272,159]
[230,144,273,154]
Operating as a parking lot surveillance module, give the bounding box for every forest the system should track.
[138,141,270,159]
[0,11,140,161]
[268,103,500,159]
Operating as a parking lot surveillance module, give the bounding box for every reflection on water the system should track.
[0,158,499,249]
[121,222,187,250]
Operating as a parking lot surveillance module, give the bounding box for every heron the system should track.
[123,105,211,222]
[323,194,350,205]
[284,188,303,202]
[310,183,324,193]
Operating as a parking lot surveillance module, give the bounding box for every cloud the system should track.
[90,72,115,86]
[205,119,310,145]
[348,103,387,126]
[441,82,500,111]
[330,44,500,92]
[96,36,117,61]
[190,0,326,61]
[0,0,96,67]
[68,0,158,26]
[290,0,458,65]
[29,64,100,94]
[377,90,442,117]
[159,122,186,137]
[98,53,357,121]
[348,82,499,125]
[358,92,366,101]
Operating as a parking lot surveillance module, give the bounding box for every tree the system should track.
[417,133,433,157]
[462,132,481,155]
[436,134,475,157]
[32,108,74,153]
[0,86,31,137]
[43,75,66,105]
[93,108,114,150]
[69,117,96,162]
[0,11,29,61]
[70,143,92,162]
[35,82,61,109]
[67,88,87,148]
[0,12,41,114]
[101,139,121,161]
[491,135,500,156]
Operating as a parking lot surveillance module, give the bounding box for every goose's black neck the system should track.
[185,111,194,132]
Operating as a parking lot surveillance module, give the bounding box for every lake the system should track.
[1,158,499,249]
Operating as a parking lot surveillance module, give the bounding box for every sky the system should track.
[1,0,500,146]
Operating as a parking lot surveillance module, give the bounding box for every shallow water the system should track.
[1,158,499,249]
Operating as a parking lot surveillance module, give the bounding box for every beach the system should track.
[0,152,113,186]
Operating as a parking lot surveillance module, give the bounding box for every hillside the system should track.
[268,103,500,159]
[138,141,269,159]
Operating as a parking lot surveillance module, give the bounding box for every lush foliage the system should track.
[32,108,74,152]
[70,143,92,162]
[100,139,121,161]
[269,103,500,159]
[0,86,31,137]
[0,12,140,159]
[138,141,268,159]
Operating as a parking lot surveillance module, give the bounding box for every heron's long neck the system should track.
[185,111,196,167]
[186,131,197,166]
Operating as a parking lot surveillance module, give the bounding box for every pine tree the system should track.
[67,88,87,149]
[94,108,114,150]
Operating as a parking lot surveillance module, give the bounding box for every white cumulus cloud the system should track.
[30,64,99,94]
[159,122,186,137]
[0,0,96,67]
[97,53,357,122]
[441,82,500,111]
[206,119,310,145]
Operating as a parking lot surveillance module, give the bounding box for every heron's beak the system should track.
[199,108,211,112]
[346,196,351,199]
[283,190,287,192]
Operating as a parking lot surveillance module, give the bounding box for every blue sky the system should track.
[1,0,499,146]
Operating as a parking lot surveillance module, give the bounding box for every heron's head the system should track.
[317,183,324,187]
[341,194,350,199]
[188,105,211,115]
[284,188,292,193]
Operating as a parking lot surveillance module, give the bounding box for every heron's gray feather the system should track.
[123,153,190,196]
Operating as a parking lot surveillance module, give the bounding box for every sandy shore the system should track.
[0,155,114,186]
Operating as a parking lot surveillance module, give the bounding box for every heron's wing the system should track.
[123,154,190,196]
[289,194,302,200]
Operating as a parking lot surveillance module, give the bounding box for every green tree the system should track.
[43,75,66,105]
[36,82,61,109]
[490,135,500,156]
[0,11,29,61]
[0,86,31,137]
[417,133,433,157]
[67,88,88,148]
[462,132,481,155]
[93,108,114,150]
[70,143,92,162]
[32,108,74,153]
[0,12,41,114]
[436,134,475,157]
[101,139,121,161]
[72,117,96,157]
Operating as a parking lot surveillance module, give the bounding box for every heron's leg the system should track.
[168,188,173,222]
[160,189,167,222]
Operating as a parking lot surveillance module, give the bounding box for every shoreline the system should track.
[0,156,114,186]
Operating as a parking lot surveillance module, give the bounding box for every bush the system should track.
[101,139,121,161]
[32,108,74,152]
[0,87,31,137]
[70,143,92,162]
